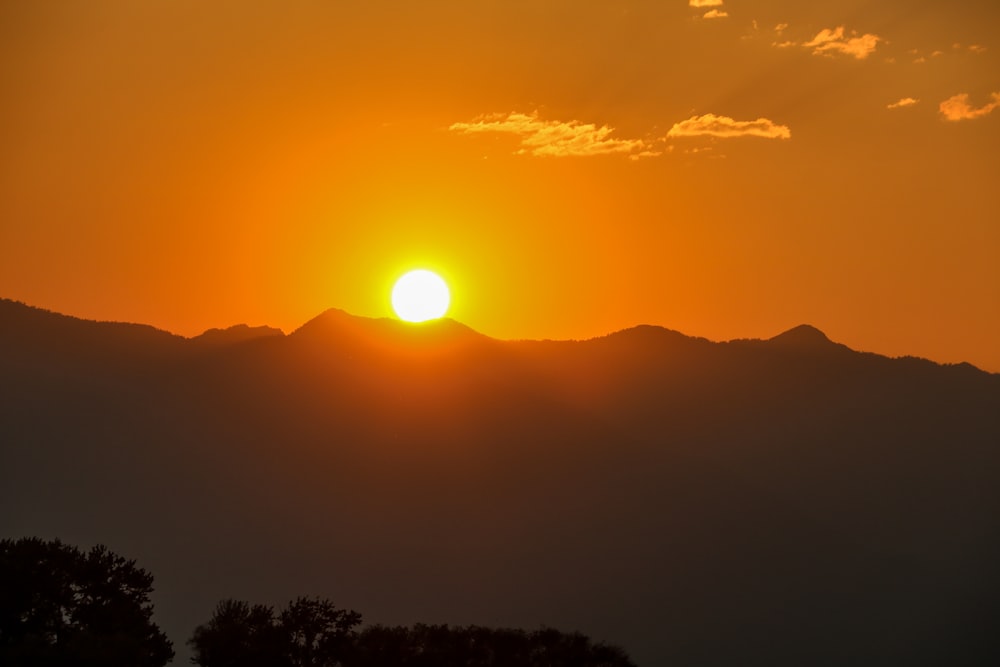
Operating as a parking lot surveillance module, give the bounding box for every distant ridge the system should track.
[191,324,285,348]
[0,298,992,374]
[0,298,180,343]
[291,307,490,355]
[0,298,185,368]
[293,307,482,338]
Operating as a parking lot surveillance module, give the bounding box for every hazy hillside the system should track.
[2,298,999,666]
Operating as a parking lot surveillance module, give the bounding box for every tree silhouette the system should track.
[187,599,286,667]
[191,599,637,667]
[282,597,363,667]
[190,597,362,667]
[347,623,636,667]
[0,537,174,667]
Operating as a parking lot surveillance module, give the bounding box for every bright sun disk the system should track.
[391,270,451,322]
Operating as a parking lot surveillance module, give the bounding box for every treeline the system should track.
[1,538,635,666]
[190,596,635,667]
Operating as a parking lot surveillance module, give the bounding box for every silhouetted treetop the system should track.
[188,599,287,667]
[190,597,362,667]
[282,597,363,667]
[0,537,173,667]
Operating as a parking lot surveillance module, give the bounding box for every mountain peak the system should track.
[291,308,488,353]
[768,324,833,347]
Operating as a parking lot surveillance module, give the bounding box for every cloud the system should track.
[449,112,649,157]
[689,0,723,6]
[667,113,791,139]
[629,149,667,161]
[452,111,792,157]
[939,92,1000,121]
[703,9,728,19]
[804,26,881,59]
[887,97,919,109]
[953,43,987,54]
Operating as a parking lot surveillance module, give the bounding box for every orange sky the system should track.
[2,0,998,370]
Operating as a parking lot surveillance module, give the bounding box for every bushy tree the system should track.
[190,597,362,667]
[282,597,363,667]
[0,537,174,667]
[187,599,286,667]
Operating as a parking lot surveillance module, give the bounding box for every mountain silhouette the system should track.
[2,297,999,666]
[191,324,284,348]
[766,323,835,347]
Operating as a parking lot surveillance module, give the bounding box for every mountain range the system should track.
[2,298,999,666]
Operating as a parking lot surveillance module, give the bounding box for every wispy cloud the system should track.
[703,9,728,19]
[953,43,988,54]
[804,26,881,59]
[667,113,791,139]
[887,97,919,109]
[449,112,649,157]
[910,43,987,63]
[452,110,792,157]
[939,92,1000,121]
[689,0,723,6]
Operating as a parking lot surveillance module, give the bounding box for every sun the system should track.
[391,269,451,322]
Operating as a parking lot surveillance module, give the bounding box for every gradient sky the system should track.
[1,0,998,370]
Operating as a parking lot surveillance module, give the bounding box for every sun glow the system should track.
[391,270,451,322]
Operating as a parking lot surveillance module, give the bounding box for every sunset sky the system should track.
[2,0,997,370]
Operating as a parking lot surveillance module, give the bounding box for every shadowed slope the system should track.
[2,300,999,667]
